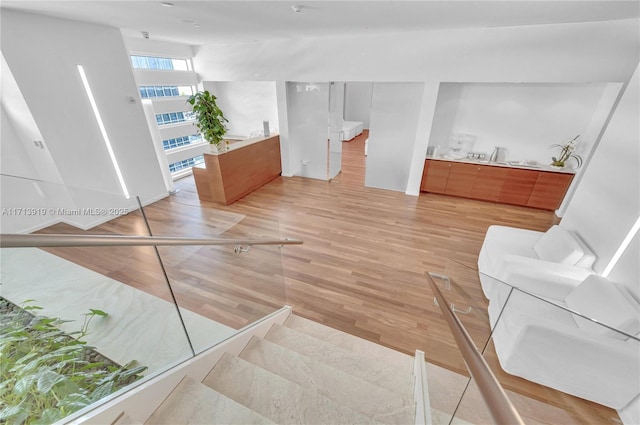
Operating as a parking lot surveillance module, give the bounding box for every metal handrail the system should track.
[0,234,303,248]
[426,272,525,425]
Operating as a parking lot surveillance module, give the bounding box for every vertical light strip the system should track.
[602,216,640,278]
[77,65,130,199]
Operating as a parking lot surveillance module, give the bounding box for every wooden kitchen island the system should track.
[193,134,282,205]
[420,158,575,210]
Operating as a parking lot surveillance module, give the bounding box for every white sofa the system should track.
[478,225,595,300]
[490,274,640,409]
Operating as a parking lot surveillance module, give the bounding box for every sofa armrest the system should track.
[491,254,594,300]
[497,316,639,409]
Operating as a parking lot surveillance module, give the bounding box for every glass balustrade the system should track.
[0,173,291,423]
[433,259,639,425]
[140,196,287,355]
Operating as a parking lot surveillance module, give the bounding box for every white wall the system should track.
[203,81,279,139]
[344,82,373,128]
[366,83,424,191]
[428,83,608,165]
[194,18,639,194]
[561,63,640,298]
[1,53,63,185]
[1,10,167,206]
[194,20,638,83]
[1,107,38,180]
[286,82,330,180]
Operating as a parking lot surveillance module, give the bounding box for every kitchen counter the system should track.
[193,134,281,205]
[428,156,576,174]
[421,157,575,210]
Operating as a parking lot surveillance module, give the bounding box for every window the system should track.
[162,135,202,150]
[131,55,190,71]
[169,155,204,173]
[139,85,195,99]
[155,111,195,126]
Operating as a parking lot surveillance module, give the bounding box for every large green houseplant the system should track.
[187,91,229,152]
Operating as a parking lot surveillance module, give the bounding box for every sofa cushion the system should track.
[534,226,584,266]
[565,275,640,340]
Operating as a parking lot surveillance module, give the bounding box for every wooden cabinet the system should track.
[445,163,479,197]
[472,166,508,202]
[498,168,538,206]
[527,172,574,210]
[420,159,574,210]
[193,135,282,205]
[421,160,451,193]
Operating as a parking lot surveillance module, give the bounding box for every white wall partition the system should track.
[366,83,425,192]
[204,81,279,139]
[345,82,373,128]
[328,82,345,180]
[561,63,639,296]
[286,82,330,180]
[1,10,167,204]
[428,83,609,165]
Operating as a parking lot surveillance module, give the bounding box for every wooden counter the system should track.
[193,135,281,205]
[420,158,574,210]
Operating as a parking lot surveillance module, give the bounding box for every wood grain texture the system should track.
[193,135,282,205]
[444,162,479,197]
[527,171,574,210]
[472,166,508,202]
[422,160,451,193]
[498,168,539,206]
[38,166,616,424]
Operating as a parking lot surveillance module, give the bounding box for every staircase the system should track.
[113,315,418,425]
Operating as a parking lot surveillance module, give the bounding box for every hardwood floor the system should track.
[37,150,618,424]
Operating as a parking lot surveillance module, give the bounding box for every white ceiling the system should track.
[2,1,639,46]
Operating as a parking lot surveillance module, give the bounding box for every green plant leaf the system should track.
[13,374,37,396]
[90,381,115,401]
[31,408,63,425]
[0,404,25,421]
[57,393,92,411]
[88,309,108,317]
[37,369,66,393]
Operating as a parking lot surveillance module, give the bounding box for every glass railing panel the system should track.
[426,269,477,424]
[141,198,287,354]
[447,261,639,424]
[0,244,194,424]
[0,174,197,423]
[0,173,141,235]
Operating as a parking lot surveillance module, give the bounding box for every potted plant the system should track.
[551,135,583,168]
[187,90,229,152]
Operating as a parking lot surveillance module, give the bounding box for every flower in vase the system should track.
[551,135,583,168]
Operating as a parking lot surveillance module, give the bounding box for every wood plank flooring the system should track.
[37,142,618,424]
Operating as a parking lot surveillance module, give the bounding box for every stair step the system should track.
[284,315,414,373]
[265,324,414,399]
[145,376,274,424]
[111,413,143,425]
[239,336,415,424]
[203,353,381,425]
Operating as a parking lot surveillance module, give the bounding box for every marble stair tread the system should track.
[284,315,414,374]
[203,353,381,425]
[239,336,415,424]
[265,324,414,399]
[145,376,274,425]
[110,413,143,425]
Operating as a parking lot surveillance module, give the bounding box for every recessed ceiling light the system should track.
[291,5,303,13]
[194,23,201,28]
[161,2,174,7]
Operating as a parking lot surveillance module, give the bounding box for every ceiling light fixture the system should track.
[161,2,174,7]
[291,5,303,13]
